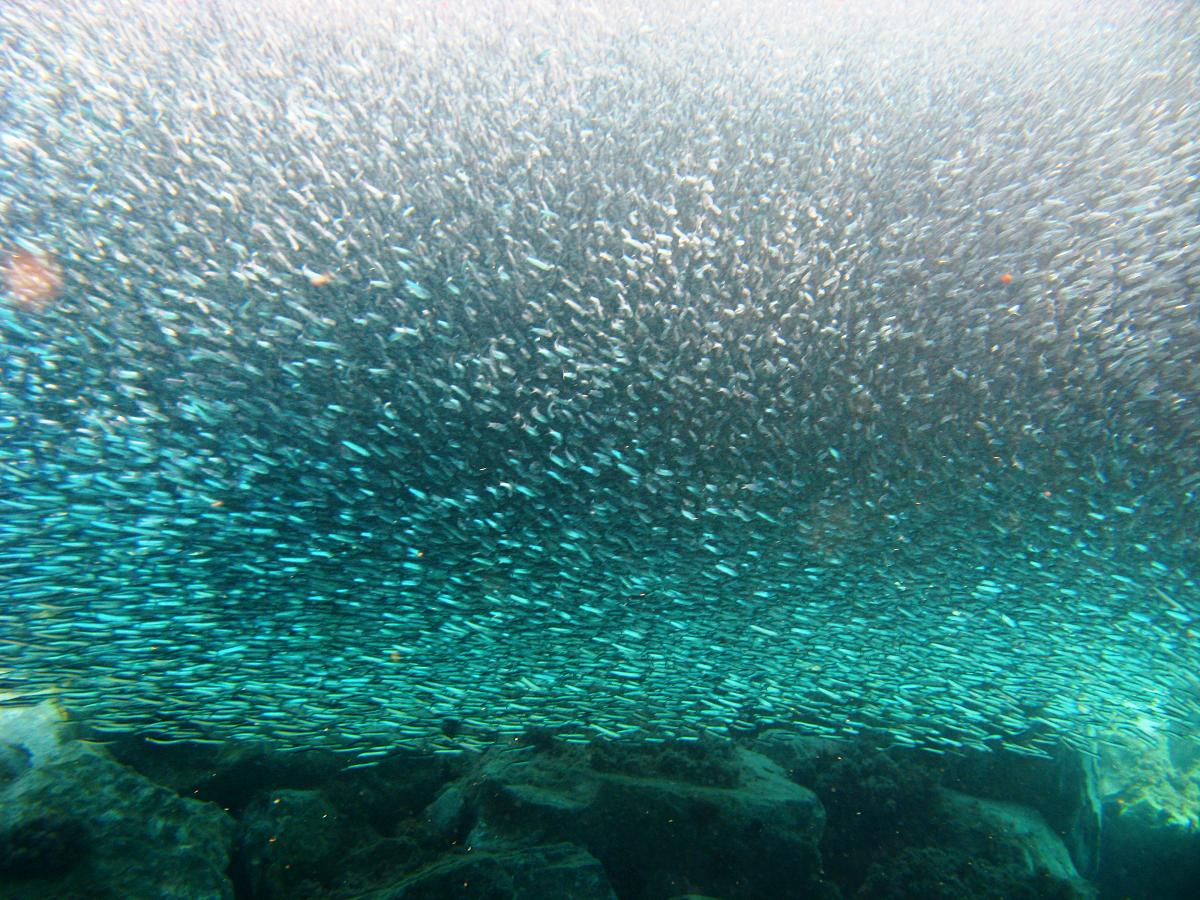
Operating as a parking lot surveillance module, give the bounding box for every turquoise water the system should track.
[1,0,1196,779]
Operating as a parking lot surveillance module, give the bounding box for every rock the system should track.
[1097,731,1200,900]
[0,702,235,900]
[0,742,31,785]
[751,728,847,781]
[0,750,236,899]
[0,812,88,878]
[236,789,358,899]
[1099,731,1200,832]
[99,734,344,812]
[464,740,830,900]
[857,845,1084,900]
[102,733,466,823]
[424,783,473,840]
[896,790,1098,900]
[1056,749,1102,880]
[804,743,1097,900]
[938,744,1102,880]
[357,843,616,899]
[234,785,451,900]
[938,790,1091,890]
[802,740,941,894]
[0,702,73,767]
[318,753,467,837]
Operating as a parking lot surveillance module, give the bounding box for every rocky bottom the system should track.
[0,704,1197,899]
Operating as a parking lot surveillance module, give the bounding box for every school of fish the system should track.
[1,0,1198,763]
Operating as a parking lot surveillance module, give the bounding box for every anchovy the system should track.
[0,0,1197,758]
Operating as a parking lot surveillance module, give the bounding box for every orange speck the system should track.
[999,272,1013,285]
[307,271,334,287]
[1043,490,1052,498]
[389,651,403,662]
[210,499,224,508]
[2,247,63,311]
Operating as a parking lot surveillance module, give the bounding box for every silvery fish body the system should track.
[0,0,1197,760]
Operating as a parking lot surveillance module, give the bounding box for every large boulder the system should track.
[851,790,1097,900]
[936,744,1103,879]
[460,739,831,900]
[0,702,235,900]
[938,790,1095,894]
[779,738,1098,899]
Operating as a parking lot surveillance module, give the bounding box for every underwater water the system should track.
[1,1,1198,897]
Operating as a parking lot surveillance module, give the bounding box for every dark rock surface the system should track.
[99,731,466,821]
[770,738,1101,899]
[232,783,455,900]
[934,790,1096,898]
[792,739,941,895]
[828,784,1098,900]
[937,743,1103,879]
[857,844,1082,900]
[223,752,493,900]
[0,703,236,900]
[356,842,616,899]
[461,739,832,900]
[424,782,473,841]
